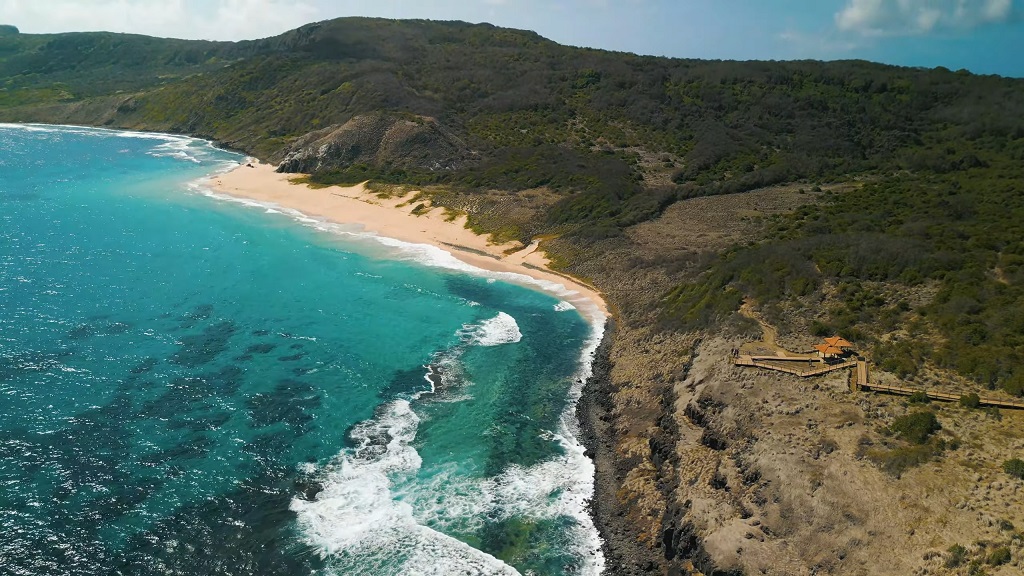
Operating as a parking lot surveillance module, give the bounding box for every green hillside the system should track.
[0,30,249,105]
[2,17,1022,395]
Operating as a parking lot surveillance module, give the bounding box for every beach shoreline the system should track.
[209,159,616,573]
[209,161,610,326]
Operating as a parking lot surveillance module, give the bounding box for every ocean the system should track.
[0,124,605,575]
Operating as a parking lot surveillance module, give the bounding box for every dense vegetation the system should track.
[888,411,941,445]
[0,29,250,105]
[1,17,1023,393]
[663,132,1024,394]
[1005,458,1024,480]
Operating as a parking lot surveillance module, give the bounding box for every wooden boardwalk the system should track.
[734,355,856,377]
[850,360,1024,410]
[737,355,1024,410]
[856,359,868,387]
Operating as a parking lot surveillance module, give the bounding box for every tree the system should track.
[888,411,941,444]
[959,393,981,409]
[1003,458,1024,480]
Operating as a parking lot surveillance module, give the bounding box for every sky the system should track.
[1,0,1022,77]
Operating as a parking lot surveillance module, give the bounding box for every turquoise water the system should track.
[0,124,605,575]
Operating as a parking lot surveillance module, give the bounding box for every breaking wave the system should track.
[458,312,522,347]
[0,122,237,170]
[290,401,521,576]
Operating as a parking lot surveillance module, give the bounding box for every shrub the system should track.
[1004,458,1024,480]
[945,544,967,568]
[869,443,937,477]
[908,390,931,404]
[810,320,832,337]
[819,438,839,455]
[960,393,981,408]
[987,546,1011,566]
[967,560,987,576]
[889,411,941,444]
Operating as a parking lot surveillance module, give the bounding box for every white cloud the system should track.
[835,0,1015,36]
[0,0,322,40]
[776,28,866,56]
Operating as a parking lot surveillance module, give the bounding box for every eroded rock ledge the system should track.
[276,112,473,174]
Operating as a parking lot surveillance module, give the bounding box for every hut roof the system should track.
[814,343,844,357]
[824,336,853,348]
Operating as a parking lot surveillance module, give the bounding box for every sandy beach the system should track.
[209,162,609,324]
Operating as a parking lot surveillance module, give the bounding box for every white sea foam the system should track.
[459,312,522,347]
[548,306,608,576]
[0,122,191,143]
[422,364,440,396]
[295,317,607,575]
[0,123,238,169]
[149,149,202,163]
[422,347,472,399]
[554,301,576,312]
[407,454,573,527]
[291,400,521,576]
[421,318,606,576]
[147,139,203,163]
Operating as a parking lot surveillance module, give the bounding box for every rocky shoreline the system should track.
[578,320,665,575]
[578,324,742,576]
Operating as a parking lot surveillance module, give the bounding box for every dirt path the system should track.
[738,300,784,355]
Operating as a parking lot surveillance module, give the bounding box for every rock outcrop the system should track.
[276,112,473,174]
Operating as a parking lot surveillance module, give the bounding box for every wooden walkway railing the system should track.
[856,359,868,388]
[734,355,856,377]
[737,354,1024,410]
[851,375,1024,410]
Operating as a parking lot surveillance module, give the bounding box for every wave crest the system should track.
[458,312,522,347]
[290,400,520,576]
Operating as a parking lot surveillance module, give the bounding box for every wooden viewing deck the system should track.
[734,355,857,377]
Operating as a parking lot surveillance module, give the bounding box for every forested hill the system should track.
[3,17,1024,395]
[3,18,1023,226]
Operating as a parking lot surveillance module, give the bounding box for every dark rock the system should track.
[700,428,729,451]
[170,321,237,366]
[577,320,669,575]
[68,324,95,340]
[130,358,158,374]
[245,343,277,354]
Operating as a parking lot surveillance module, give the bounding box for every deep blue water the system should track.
[0,124,604,575]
